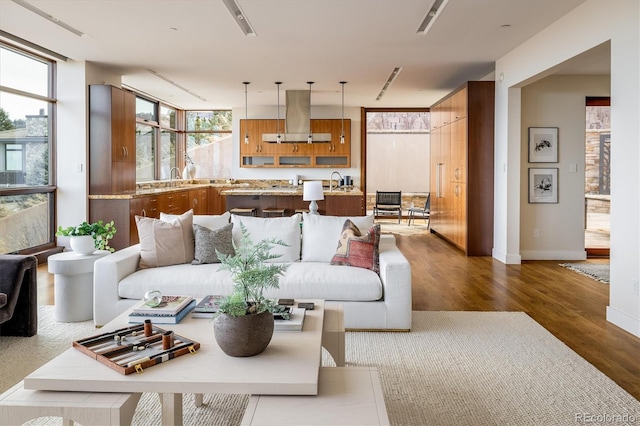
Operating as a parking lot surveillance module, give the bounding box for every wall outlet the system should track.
[533,228,540,238]
[632,279,639,296]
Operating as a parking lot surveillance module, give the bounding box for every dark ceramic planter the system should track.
[213,310,274,357]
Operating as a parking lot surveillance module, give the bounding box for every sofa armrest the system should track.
[93,244,141,326]
[377,235,412,329]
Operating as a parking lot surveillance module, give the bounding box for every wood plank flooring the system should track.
[36,231,639,401]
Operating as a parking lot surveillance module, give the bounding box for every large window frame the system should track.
[0,41,57,255]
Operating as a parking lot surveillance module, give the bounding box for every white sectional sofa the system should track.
[93,212,412,330]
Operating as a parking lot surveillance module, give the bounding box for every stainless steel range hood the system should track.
[262,90,332,143]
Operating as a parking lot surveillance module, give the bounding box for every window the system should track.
[185,110,232,178]
[0,43,56,254]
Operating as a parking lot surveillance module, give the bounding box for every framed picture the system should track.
[528,127,558,163]
[529,168,558,203]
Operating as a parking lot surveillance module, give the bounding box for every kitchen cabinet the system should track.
[158,191,189,216]
[188,187,208,214]
[89,84,136,194]
[240,119,350,168]
[429,81,494,255]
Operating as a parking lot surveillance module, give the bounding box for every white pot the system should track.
[70,235,96,255]
[183,164,196,179]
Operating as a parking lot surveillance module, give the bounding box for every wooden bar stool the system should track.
[230,207,257,217]
[262,208,286,217]
[294,209,309,215]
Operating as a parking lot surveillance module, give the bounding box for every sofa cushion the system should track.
[301,213,374,262]
[161,211,230,230]
[136,210,194,269]
[192,223,235,265]
[231,214,302,262]
[330,219,381,274]
[118,262,382,302]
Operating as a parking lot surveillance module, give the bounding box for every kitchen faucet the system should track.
[169,167,182,187]
[329,171,343,192]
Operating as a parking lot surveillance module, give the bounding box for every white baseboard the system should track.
[492,248,521,264]
[606,306,640,338]
[520,250,587,261]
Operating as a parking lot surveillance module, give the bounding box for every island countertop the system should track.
[221,187,363,197]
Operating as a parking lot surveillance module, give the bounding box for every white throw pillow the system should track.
[136,209,194,268]
[160,211,230,230]
[301,213,374,262]
[231,214,302,262]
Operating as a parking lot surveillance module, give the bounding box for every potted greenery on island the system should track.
[214,223,289,357]
[55,220,117,255]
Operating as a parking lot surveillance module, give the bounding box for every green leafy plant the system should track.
[216,223,289,317]
[55,220,117,252]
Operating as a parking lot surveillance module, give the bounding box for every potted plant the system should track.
[55,220,117,254]
[214,223,289,357]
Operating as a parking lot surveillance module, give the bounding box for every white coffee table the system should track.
[24,299,326,425]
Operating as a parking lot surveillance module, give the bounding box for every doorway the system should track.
[362,108,430,219]
[584,97,610,258]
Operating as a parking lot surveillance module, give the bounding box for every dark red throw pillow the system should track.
[330,219,381,274]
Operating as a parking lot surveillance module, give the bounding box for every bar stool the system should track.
[262,208,286,217]
[229,207,257,217]
[294,209,309,215]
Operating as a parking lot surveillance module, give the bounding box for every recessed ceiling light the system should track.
[376,67,403,101]
[11,0,84,36]
[222,0,257,36]
[416,0,450,35]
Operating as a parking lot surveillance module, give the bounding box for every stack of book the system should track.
[191,295,225,318]
[128,295,195,324]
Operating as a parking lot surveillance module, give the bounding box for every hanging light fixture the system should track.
[276,82,282,144]
[307,82,314,144]
[339,81,347,144]
[243,82,250,144]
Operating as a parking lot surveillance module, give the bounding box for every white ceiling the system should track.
[1,0,607,110]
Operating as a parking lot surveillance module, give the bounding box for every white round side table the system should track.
[47,250,110,322]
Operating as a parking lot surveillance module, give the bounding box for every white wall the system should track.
[520,75,610,260]
[230,105,361,186]
[55,61,122,248]
[494,0,640,336]
[366,133,430,193]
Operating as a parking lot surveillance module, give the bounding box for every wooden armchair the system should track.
[373,191,402,223]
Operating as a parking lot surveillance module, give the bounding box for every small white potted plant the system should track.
[55,220,117,255]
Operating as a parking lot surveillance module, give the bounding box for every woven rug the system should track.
[560,262,610,284]
[2,307,638,425]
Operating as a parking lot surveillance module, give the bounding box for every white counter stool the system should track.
[229,207,257,217]
[47,250,110,322]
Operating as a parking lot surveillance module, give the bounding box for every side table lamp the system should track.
[303,181,324,215]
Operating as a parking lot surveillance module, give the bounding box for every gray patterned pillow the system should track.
[192,223,235,265]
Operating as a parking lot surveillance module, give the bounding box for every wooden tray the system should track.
[73,323,200,375]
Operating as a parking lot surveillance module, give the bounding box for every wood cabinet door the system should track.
[189,188,208,214]
[111,161,136,195]
[450,86,467,122]
[450,118,467,184]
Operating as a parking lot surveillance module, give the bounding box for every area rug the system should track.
[560,262,610,283]
[378,220,430,237]
[2,307,638,425]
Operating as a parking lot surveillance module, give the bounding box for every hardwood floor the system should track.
[36,232,639,400]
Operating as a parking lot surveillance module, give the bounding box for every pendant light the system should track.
[243,82,250,144]
[340,81,347,144]
[276,82,282,144]
[307,81,314,144]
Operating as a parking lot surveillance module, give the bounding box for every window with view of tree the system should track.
[0,43,55,254]
[186,111,232,178]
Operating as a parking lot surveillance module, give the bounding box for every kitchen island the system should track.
[88,181,364,250]
[222,187,364,217]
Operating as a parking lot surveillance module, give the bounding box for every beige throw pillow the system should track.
[136,210,195,268]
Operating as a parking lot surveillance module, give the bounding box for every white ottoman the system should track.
[48,250,110,322]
